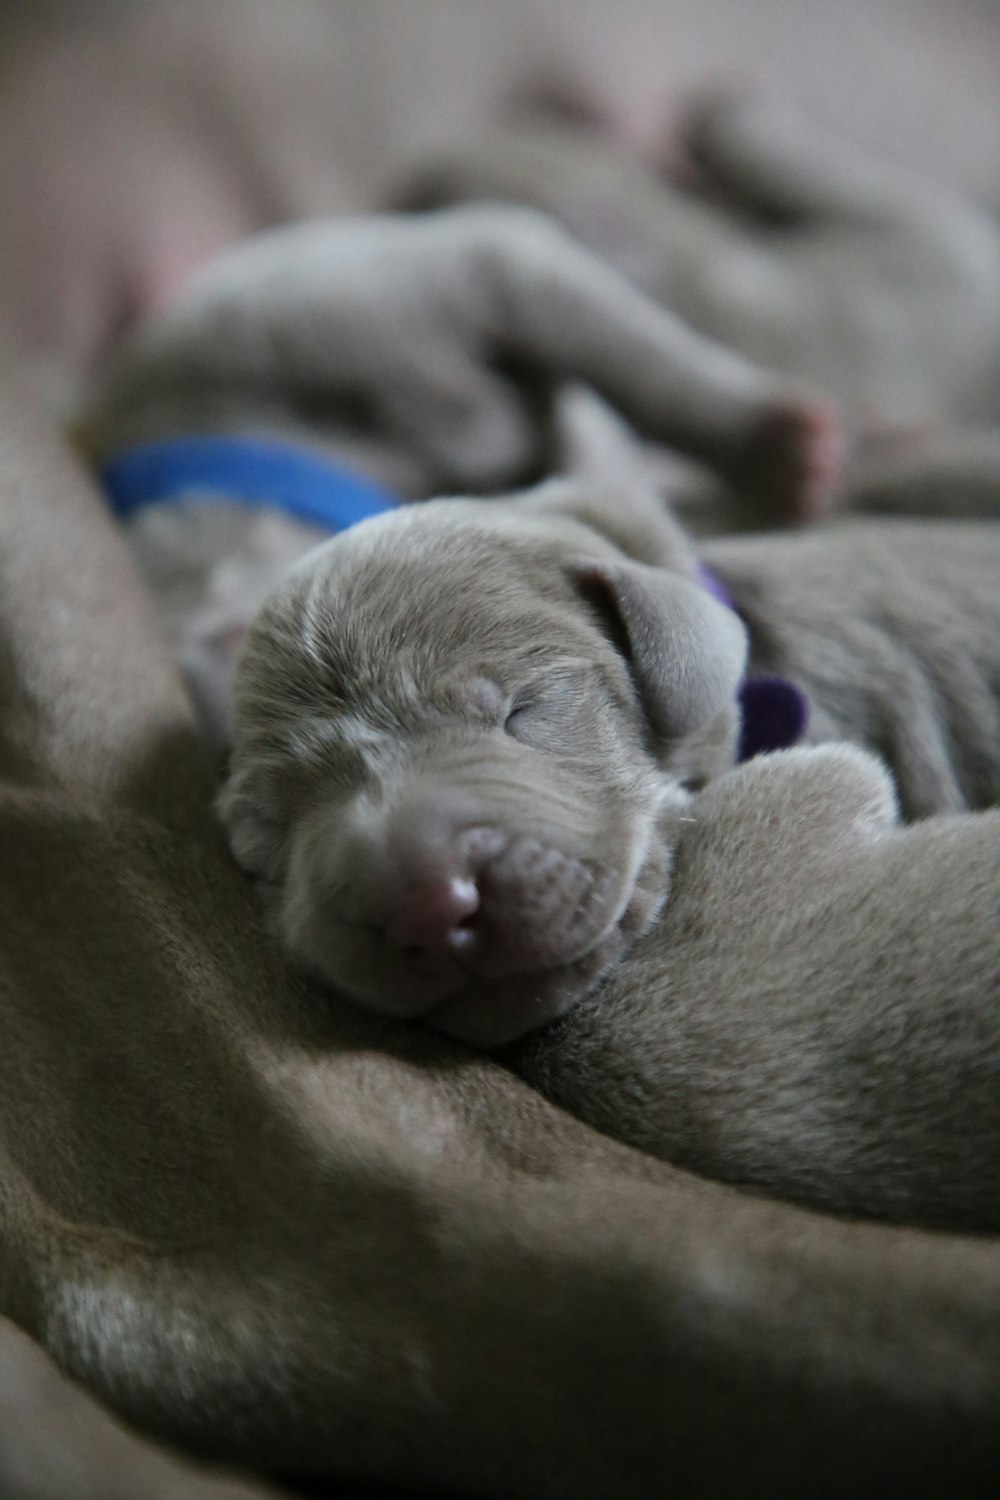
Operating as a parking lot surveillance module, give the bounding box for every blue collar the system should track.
[100,434,401,532]
[100,436,807,762]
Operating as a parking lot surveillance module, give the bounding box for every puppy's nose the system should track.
[385,876,480,956]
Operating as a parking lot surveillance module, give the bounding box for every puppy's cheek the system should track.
[618,823,679,945]
[435,801,682,1048]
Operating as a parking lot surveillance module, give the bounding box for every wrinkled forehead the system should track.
[232,501,611,741]
[302,505,582,648]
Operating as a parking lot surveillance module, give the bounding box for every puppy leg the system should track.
[474,209,841,521]
[89,207,840,517]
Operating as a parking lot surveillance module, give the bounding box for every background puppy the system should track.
[392,90,1000,429]
[86,202,840,747]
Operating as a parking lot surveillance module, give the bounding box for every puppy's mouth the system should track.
[291,843,638,1028]
[313,854,668,1048]
[283,796,683,1046]
[316,906,630,1048]
[418,814,680,1046]
[452,845,626,978]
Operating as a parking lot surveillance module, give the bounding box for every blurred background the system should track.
[0,2,997,1495]
[1,0,997,405]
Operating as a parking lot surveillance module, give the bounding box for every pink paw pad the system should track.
[742,400,845,526]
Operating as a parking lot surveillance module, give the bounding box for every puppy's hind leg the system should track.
[479,210,842,523]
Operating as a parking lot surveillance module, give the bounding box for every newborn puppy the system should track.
[220,487,745,1047]
[220,447,1000,1049]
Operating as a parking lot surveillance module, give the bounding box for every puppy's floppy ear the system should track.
[573,560,747,740]
[215,756,290,882]
[505,388,701,569]
[552,383,649,489]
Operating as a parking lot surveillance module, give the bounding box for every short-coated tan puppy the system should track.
[220,481,744,1047]
[220,444,1000,1052]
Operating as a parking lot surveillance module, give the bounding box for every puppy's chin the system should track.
[421,921,631,1049]
[291,897,635,1046]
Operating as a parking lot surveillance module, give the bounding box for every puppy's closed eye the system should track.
[501,665,599,753]
[503,698,533,733]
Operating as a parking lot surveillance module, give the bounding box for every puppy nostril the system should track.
[447,908,479,953]
[386,876,481,956]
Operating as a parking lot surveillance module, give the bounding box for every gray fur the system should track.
[218,492,740,1045]
[392,90,1000,426]
[84,199,839,745]
[704,517,1000,818]
[220,442,998,945]
[512,744,1000,1231]
[86,202,836,510]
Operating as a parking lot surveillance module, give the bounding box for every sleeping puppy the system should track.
[130,406,1000,1229]
[219,436,1000,1050]
[392,90,1000,427]
[85,201,1000,1223]
[219,481,746,1047]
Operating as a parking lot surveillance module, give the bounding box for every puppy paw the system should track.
[740,397,845,526]
[707,744,900,843]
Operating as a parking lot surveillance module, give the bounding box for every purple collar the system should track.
[697,564,809,762]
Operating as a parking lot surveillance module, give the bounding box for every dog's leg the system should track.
[472,211,840,521]
[89,209,842,522]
